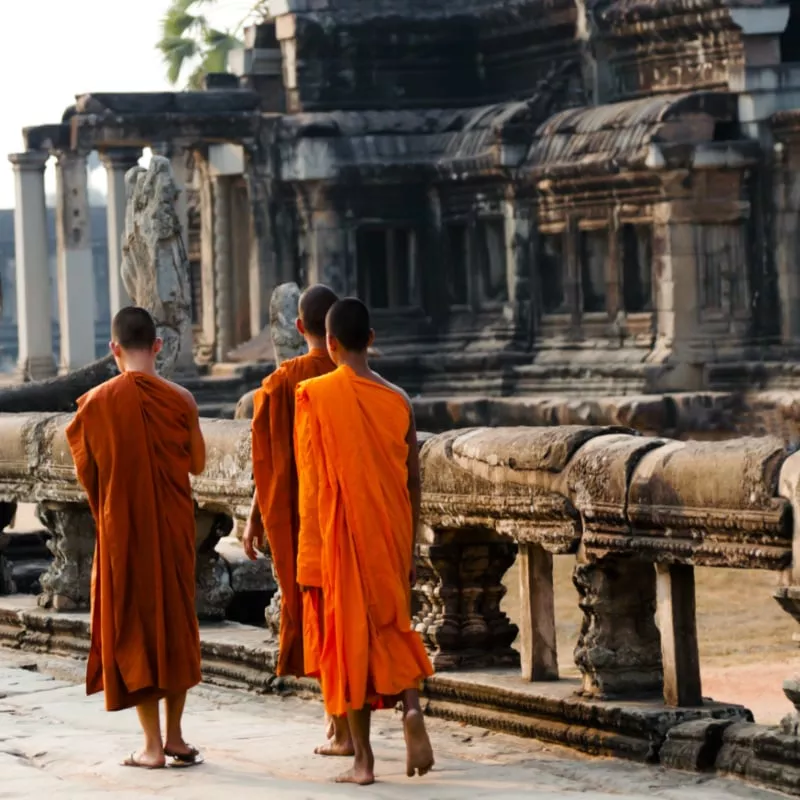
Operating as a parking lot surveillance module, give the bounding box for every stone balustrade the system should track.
[3,414,800,774]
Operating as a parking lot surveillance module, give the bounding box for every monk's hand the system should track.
[243,520,265,561]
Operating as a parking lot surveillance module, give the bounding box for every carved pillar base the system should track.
[37,503,95,611]
[413,529,519,671]
[195,510,235,620]
[573,556,663,698]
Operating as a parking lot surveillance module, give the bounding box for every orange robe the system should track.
[295,365,433,716]
[65,372,201,712]
[251,348,335,677]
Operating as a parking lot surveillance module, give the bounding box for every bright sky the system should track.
[0,0,257,209]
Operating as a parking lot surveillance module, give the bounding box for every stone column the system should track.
[503,188,532,341]
[573,556,663,698]
[101,149,141,316]
[55,151,96,372]
[8,151,56,380]
[213,175,234,362]
[153,143,196,373]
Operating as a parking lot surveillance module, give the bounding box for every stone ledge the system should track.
[0,595,758,774]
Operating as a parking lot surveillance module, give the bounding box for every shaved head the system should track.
[326,298,371,352]
[299,284,339,337]
[112,306,157,351]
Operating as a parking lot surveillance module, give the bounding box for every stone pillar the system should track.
[573,556,663,698]
[55,151,96,372]
[213,175,234,362]
[37,503,96,611]
[101,149,141,316]
[309,206,347,295]
[153,143,196,373]
[503,189,532,342]
[413,527,519,671]
[8,151,56,380]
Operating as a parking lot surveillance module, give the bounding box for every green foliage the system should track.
[157,0,254,89]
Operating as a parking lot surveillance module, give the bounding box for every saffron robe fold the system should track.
[295,366,433,716]
[251,348,335,677]
[65,372,201,712]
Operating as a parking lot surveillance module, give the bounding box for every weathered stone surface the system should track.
[627,438,792,569]
[573,556,663,699]
[660,718,737,772]
[195,511,235,620]
[121,156,192,377]
[36,504,94,612]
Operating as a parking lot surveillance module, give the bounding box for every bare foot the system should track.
[163,738,196,758]
[325,714,335,741]
[404,709,434,777]
[335,765,375,785]
[314,739,355,757]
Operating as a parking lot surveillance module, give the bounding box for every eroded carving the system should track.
[37,503,95,611]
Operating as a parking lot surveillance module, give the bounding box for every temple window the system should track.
[475,218,508,304]
[538,233,566,314]
[445,222,470,306]
[356,226,417,310]
[579,229,607,313]
[621,224,652,313]
[694,224,746,313]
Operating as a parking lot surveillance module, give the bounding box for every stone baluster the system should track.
[54,151,96,372]
[37,503,95,611]
[412,527,519,671]
[100,148,141,316]
[8,151,57,380]
[573,555,663,698]
[194,510,235,620]
[34,501,234,619]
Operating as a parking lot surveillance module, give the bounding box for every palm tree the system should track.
[157,0,261,90]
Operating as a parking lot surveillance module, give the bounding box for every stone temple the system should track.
[9,0,800,433]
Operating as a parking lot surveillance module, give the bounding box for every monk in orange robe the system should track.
[295,297,435,785]
[65,307,206,770]
[242,284,351,754]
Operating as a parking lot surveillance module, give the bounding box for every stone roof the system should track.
[523,91,738,180]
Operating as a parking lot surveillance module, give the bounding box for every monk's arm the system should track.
[406,406,422,574]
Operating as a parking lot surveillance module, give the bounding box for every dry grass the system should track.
[502,557,798,673]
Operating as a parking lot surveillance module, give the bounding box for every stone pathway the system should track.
[0,650,786,799]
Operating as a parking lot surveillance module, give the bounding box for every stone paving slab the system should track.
[0,650,786,800]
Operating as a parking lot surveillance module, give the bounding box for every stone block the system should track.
[660,718,736,772]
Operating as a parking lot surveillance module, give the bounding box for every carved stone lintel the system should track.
[413,530,519,671]
[573,556,663,698]
[37,503,95,611]
[195,510,235,620]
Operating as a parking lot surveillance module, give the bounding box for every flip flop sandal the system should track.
[121,752,165,770]
[165,746,204,768]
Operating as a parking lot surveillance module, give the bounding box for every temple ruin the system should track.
[6,0,800,433]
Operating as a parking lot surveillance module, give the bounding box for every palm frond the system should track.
[157,35,200,85]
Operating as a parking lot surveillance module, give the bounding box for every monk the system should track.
[295,297,435,786]
[65,306,206,770]
[242,284,352,755]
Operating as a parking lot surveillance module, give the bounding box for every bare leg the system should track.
[335,707,374,786]
[402,689,434,777]
[123,699,165,767]
[315,714,354,757]
[164,691,193,756]
[325,712,335,741]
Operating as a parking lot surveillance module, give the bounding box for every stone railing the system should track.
[416,426,794,703]
[0,413,255,619]
[3,415,800,788]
